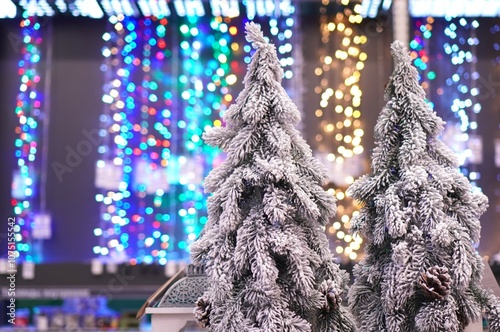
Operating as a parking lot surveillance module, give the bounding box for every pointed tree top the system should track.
[245,22,270,50]
[384,40,424,101]
[390,40,412,67]
[243,21,283,84]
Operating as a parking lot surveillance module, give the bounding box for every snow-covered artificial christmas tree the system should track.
[347,40,500,332]
[190,22,356,332]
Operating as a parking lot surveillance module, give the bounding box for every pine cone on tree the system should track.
[321,280,342,312]
[194,296,211,328]
[418,266,451,300]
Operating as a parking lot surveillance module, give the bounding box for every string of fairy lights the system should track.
[7,2,303,264]
[314,0,367,262]
[173,15,236,259]
[12,4,498,265]
[410,16,483,190]
[409,17,435,100]
[10,14,44,262]
[95,15,176,263]
[93,10,299,264]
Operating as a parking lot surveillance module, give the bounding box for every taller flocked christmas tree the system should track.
[347,41,500,332]
[190,22,356,332]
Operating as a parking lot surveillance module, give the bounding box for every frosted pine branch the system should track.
[245,22,268,49]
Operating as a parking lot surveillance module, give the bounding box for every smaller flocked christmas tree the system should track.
[190,22,356,332]
[347,41,500,332]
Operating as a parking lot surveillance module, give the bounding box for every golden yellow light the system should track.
[316,3,367,262]
[231,42,239,51]
[353,146,364,154]
[354,128,364,136]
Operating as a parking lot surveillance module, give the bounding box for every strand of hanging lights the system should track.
[315,0,367,262]
[11,14,44,262]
